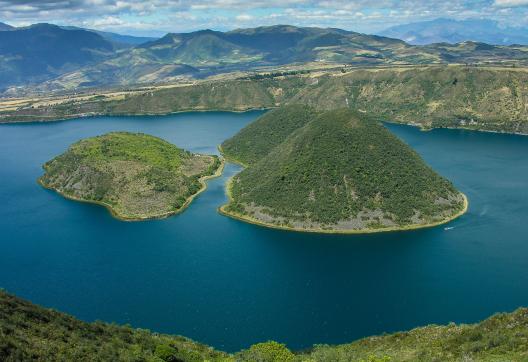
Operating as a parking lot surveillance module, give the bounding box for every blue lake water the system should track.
[0,112,527,352]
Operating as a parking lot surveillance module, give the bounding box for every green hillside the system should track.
[221,108,466,233]
[1,289,527,361]
[3,66,527,135]
[220,105,318,166]
[39,132,221,220]
[290,66,528,134]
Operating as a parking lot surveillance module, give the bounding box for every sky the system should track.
[0,0,527,37]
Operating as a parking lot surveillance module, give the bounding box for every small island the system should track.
[39,132,223,220]
[220,106,467,233]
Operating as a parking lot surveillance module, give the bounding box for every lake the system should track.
[0,112,527,352]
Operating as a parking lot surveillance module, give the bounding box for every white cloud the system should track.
[0,0,527,36]
[235,14,254,21]
[494,0,528,6]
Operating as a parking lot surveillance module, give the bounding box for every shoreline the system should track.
[218,174,469,234]
[38,157,225,222]
[0,107,272,125]
[3,109,527,137]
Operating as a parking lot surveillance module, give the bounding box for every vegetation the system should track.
[1,289,527,361]
[221,105,318,166]
[39,132,222,220]
[3,65,528,135]
[0,289,229,362]
[221,108,465,232]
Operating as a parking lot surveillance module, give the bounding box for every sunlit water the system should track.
[0,112,527,352]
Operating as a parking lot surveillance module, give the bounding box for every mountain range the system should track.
[1,22,527,93]
[379,18,528,45]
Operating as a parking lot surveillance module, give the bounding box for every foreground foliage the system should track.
[222,108,465,232]
[1,290,527,361]
[39,132,221,220]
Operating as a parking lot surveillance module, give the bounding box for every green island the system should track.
[1,289,527,361]
[220,106,467,233]
[38,132,222,221]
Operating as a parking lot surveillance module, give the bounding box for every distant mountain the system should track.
[379,18,528,45]
[2,23,528,93]
[0,22,14,31]
[138,25,417,66]
[35,25,428,91]
[0,23,116,88]
[61,26,157,47]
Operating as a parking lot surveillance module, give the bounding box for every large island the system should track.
[220,106,467,233]
[39,132,223,220]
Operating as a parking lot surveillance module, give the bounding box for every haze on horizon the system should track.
[0,0,527,37]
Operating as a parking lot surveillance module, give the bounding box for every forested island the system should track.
[39,132,222,220]
[1,289,527,361]
[220,106,467,233]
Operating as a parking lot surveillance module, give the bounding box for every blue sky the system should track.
[0,0,527,36]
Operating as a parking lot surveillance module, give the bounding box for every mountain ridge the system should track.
[1,23,528,93]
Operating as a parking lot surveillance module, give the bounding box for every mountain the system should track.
[220,107,466,233]
[137,25,428,67]
[35,25,429,91]
[2,289,528,361]
[0,22,14,31]
[380,18,528,45]
[39,132,221,220]
[2,23,528,93]
[0,23,116,88]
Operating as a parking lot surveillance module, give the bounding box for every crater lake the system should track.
[0,111,527,352]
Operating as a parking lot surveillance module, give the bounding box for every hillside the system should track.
[2,66,528,135]
[221,108,466,233]
[220,104,318,166]
[380,18,528,45]
[39,132,222,220]
[290,66,528,134]
[1,289,527,361]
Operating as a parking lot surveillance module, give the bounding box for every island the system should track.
[39,132,223,220]
[220,106,467,233]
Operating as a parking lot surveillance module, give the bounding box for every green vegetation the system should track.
[0,289,229,362]
[221,108,466,232]
[1,289,527,361]
[39,132,222,220]
[3,65,528,135]
[221,105,318,166]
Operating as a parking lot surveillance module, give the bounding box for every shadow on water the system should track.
[0,114,527,351]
